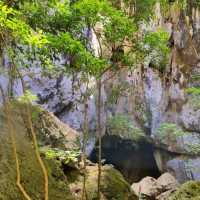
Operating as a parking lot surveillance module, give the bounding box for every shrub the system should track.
[169,181,200,200]
[106,114,146,141]
[186,87,200,111]
[41,148,80,168]
[155,123,187,144]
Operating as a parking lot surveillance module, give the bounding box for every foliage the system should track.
[186,87,200,111]
[42,148,80,167]
[155,123,187,142]
[106,114,146,141]
[186,87,200,95]
[169,181,200,200]
[0,0,173,78]
[107,81,130,105]
[186,143,200,155]
[142,28,170,71]
[18,90,38,103]
[134,0,157,21]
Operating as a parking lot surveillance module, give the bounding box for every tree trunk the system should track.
[97,78,102,200]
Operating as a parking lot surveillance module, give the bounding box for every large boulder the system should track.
[157,172,179,190]
[131,177,163,198]
[33,107,79,150]
[131,173,179,200]
[68,165,137,200]
[0,103,76,200]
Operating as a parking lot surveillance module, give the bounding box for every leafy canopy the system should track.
[0,0,172,80]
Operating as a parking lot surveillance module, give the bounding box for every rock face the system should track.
[131,173,179,200]
[0,68,97,132]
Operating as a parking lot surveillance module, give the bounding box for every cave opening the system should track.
[90,135,161,184]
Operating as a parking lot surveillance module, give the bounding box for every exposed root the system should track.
[5,102,32,200]
[26,104,49,200]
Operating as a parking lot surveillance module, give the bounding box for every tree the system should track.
[0,0,172,199]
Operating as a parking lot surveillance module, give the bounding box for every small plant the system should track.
[186,87,200,95]
[42,148,81,167]
[142,28,170,71]
[106,114,146,141]
[186,143,200,155]
[186,87,200,111]
[155,123,187,146]
[18,90,38,103]
[107,82,130,105]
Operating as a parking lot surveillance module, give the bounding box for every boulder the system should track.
[156,190,175,200]
[131,177,163,198]
[131,173,178,200]
[157,172,179,190]
[33,107,79,150]
[68,165,137,200]
[0,103,75,200]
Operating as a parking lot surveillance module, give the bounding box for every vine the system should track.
[4,101,32,200]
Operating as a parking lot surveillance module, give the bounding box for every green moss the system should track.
[107,114,146,142]
[0,103,136,200]
[107,81,130,105]
[68,165,137,200]
[169,181,200,200]
[0,105,74,200]
[41,147,80,168]
[186,87,200,95]
[155,123,187,143]
[186,143,200,155]
[185,87,200,111]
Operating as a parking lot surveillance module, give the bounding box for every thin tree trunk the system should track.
[81,95,89,200]
[0,84,5,103]
[97,78,102,200]
[8,63,15,98]
[26,103,49,200]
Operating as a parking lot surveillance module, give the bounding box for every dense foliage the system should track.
[107,114,146,141]
[155,123,187,142]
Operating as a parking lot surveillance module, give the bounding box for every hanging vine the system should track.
[4,100,32,200]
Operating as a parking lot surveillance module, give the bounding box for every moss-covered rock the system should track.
[68,165,137,200]
[0,103,135,200]
[15,102,80,150]
[0,104,75,200]
[169,181,200,200]
[106,114,146,142]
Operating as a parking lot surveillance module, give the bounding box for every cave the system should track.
[90,135,161,184]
